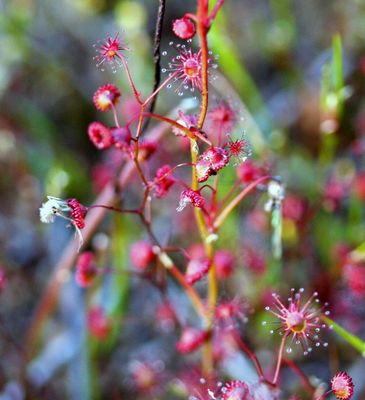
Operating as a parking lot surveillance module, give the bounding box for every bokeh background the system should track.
[1,0,365,399]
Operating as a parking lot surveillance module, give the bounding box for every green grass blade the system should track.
[323,316,365,355]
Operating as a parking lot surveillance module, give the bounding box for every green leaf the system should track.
[271,206,283,260]
[323,316,365,355]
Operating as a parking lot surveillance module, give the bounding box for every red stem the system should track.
[207,0,225,27]
[214,176,271,229]
[121,57,143,104]
[196,0,209,129]
[231,328,265,379]
[273,334,288,384]
[283,358,316,395]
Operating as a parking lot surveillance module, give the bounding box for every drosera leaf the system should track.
[271,205,283,260]
[322,316,365,356]
[349,241,365,262]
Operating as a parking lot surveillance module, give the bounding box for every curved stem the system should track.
[169,265,206,318]
[283,358,316,395]
[196,0,209,129]
[231,329,265,379]
[194,0,216,377]
[145,112,212,145]
[207,0,225,27]
[273,334,288,384]
[111,104,120,128]
[142,72,179,107]
[214,176,271,229]
[121,57,143,104]
[89,205,140,214]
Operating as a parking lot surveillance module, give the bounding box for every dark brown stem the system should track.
[142,0,166,132]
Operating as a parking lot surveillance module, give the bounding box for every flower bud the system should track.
[214,250,235,279]
[331,372,354,400]
[88,307,111,340]
[221,380,250,400]
[185,259,210,284]
[172,17,196,40]
[93,83,121,112]
[176,327,208,353]
[88,121,113,150]
[75,251,96,287]
[110,126,132,151]
[130,241,156,270]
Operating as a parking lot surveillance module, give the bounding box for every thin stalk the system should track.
[273,334,288,384]
[214,176,271,229]
[111,104,120,128]
[283,358,316,395]
[145,112,212,145]
[145,0,166,119]
[231,329,265,379]
[169,265,206,318]
[195,0,216,377]
[196,0,209,129]
[121,57,143,104]
[207,0,225,27]
[89,205,140,215]
[142,72,178,106]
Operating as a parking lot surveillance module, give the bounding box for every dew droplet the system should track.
[161,68,166,73]
[162,51,167,56]
[286,347,292,353]
[167,84,172,89]
[270,330,274,334]
[316,342,320,347]
[324,311,330,315]
[265,306,270,310]
[262,321,267,326]
[200,378,206,384]
[323,342,328,347]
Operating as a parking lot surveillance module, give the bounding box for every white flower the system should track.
[39,196,70,223]
[176,197,190,212]
[267,180,285,201]
[39,196,84,251]
[264,180,285,212]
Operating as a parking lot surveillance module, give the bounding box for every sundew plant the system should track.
[2,0,365,399]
